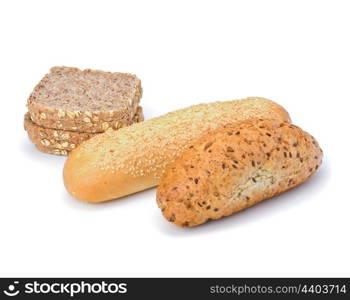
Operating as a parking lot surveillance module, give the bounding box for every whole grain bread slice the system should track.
[24,106,144,155]
[24,113,96,152]
[27,67,142,133]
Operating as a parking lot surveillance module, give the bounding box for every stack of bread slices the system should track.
[24,67,144,155]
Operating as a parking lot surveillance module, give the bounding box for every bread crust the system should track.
[156,119,323,227]
[27,67,142,133]
[63,97,291,202]
[25,106,144,155]
[33,142,72,156]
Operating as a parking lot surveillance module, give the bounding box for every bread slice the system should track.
[63,97,291,202]
[27,67,142,133]
[24,106,144,155]
[157,119,323,227]
[24,113,96,152]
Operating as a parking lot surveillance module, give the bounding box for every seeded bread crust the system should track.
[27,67,142,133]
[63,97,291,202]
[25,106,144,155]
[156,119,323,227]
[34,142,72,156]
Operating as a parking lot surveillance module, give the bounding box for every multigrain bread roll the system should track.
[27,67,142,133]
[157,119,323,227]
[63,98,291,202]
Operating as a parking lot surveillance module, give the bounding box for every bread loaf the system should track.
[156,119,323,227]
[63,98,291,202]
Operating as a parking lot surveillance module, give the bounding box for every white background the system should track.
[0,0,349,277]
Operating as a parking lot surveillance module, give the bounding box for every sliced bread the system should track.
[27,66,142,133]
[25,106,144,155]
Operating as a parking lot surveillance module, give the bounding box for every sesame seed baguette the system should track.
[64,97,291,202]
[25,107,144,155]
[27,67,142,133]
[157,119,323,227]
